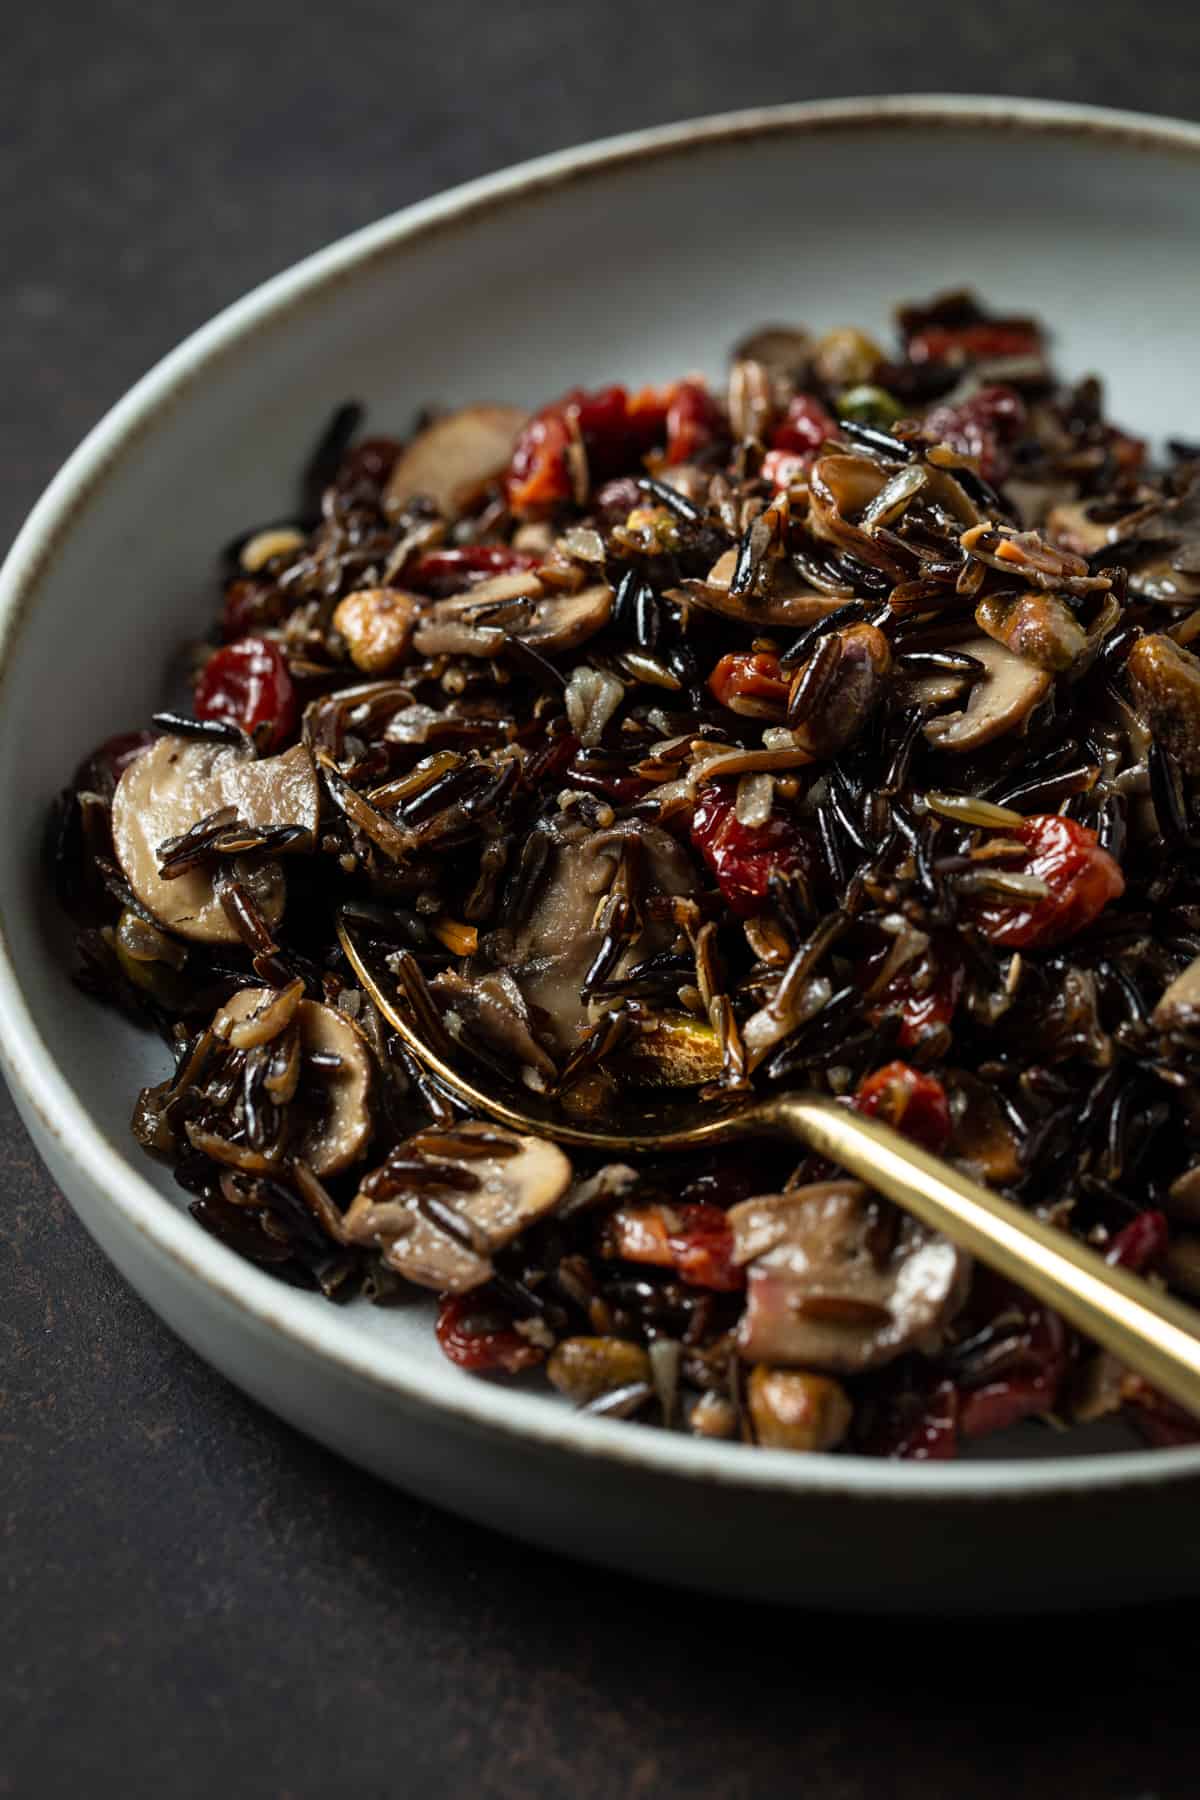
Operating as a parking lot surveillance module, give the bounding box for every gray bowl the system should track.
[4,95,1200,1610]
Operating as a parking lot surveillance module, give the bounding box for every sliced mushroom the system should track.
[1105,465,1200,601]
[382,404,528,521]
[974,589,1087,674]
[111,737,320,942]
[412,581,612,660]
[342,1122,572,1293]
[729,1182,970,1372]
[945,1069,1022,1185]
[502,818,695,1051]
[1152,954,1200,1032]
[431,968,558,1085]
[682,549,849,628]
[216,987,373,1176]
[808,452,978,580]
[1127,633,1200,777]
[732,324,811,382]
[922,635,1051,752]
[1045,497,1115,558]
[960,522,1110,595]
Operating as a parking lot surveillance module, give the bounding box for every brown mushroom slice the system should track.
[1045,498,1114,558]
[111,737,320,942]
[729,1182,970,1373]
[342,1122,572,1293]
[504,817,695,1051]
[1152,953,1200,1032]
[216,987,374,1177]
[431,969,559,1085]
[412,581,612,660]
[974,589,1088,674]
[807,455,911,578]
[732,324,811,380]
[682,549,849,628]
[382,404,528,521]
[1127,633,1200,777]
[922,635,1051,752]
[945,1070,1022,1186]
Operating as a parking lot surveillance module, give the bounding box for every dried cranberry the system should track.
[761,449,812,492]
[922,384,1027,483]
[854,1063,951,1152]
[74,730,155,799]
[662,379,725,465]
[409,545,538,597]
[563,760,651,807]
[771,394,836,458]
[707,651,790,717]
[955,1276,1072,1440]
[506,385,668,517]
[907,322,1041,365]
[607,1201,744,1291]
[194,637,298,750]
[691,783,813,918]
[593,476,645,523]
[435,1293,545,1375]
[1105,1210,1169,1275]
[861,1373,960,1460]
[1123,1377,1200,1448]
[337,435,402,490]
[223,577,286,641]
[968,815,1125,950]
[871,949,964,1052]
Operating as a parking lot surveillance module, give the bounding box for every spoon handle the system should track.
[764,1091,1200,1420]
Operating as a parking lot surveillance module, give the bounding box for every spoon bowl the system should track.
[339,913,1200,1422]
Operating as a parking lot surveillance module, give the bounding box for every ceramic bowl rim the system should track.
[4,93,1200,1502]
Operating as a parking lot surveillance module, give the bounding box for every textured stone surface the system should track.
[4,4,1200,1793]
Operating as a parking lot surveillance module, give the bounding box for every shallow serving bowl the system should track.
[4,95,1200,1611]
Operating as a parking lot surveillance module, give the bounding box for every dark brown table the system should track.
[5,4,1200,1793]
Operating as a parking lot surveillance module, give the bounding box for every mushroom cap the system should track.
[505,818,695,1050]
[382,405,528,521]
[1127,633,1200,776]
[685,548,849,628]
[217,987,374,1177]
[111,737,320,942]
[922,634,1051,752]
[412,581,613,660]
[343,1122,573,1293]
[730,1181,970,1372]
[1153,953,1200,1033]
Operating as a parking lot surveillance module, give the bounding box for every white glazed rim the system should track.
[4,94,1200,1502]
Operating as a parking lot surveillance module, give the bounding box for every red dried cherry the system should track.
[854,1063,951,1152]
[691,784,813,918]
[922,383,1026,483]
[968,815,1125,950]
[194,637,298,750]
[1105,1210,1168,1275]
[907,322,1041,365]
[707,651,790,717]
[409,545,538,597]
[607,1201,744,1291]
[434,1293,545,1375]
[770,394,836,458]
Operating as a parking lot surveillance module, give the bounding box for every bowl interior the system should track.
[4,104,1199,1470]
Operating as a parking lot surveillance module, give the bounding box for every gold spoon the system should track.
[338,915,1200,1422]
